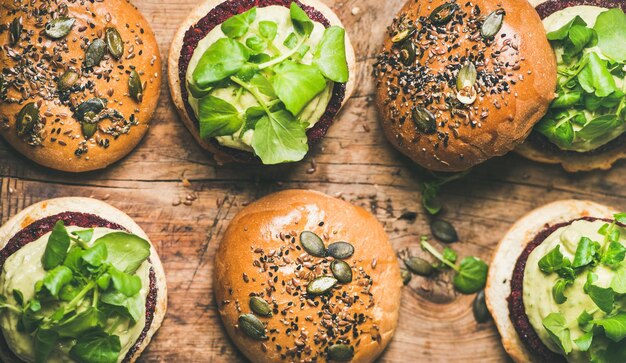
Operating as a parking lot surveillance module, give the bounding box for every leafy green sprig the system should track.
[189,4,349,164]
[420,170,470,215]
[0,221,150,363]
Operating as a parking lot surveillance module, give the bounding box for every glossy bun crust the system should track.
[0,0,161,172]
[374,0,557,172]
[214,190,402,363]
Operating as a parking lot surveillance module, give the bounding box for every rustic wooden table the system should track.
[1,0,625,361]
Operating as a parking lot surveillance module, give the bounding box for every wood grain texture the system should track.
[1,0,625,362]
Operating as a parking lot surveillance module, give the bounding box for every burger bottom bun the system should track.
[0,197,167,363]
[485,200,617,363]
[167,0,356,164]
[214,189,402,363]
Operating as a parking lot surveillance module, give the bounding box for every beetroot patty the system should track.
[177,0,347,162]
[507,216,623,362]
[0,212,157,363]
[528,0,626,156]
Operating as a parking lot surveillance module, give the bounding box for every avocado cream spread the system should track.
[524,216,626,362]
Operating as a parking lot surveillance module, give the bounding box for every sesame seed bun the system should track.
[0,197,167,363]
[167,0,356,164]
[0,0,162,173]
[374,0,557,172]
[485,200,617,363]
[214,190,402,362]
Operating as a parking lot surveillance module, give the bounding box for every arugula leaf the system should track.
[70,331,121,363]
[290,3,314,36]
[578,53,618,97]
[221,7,256,39]
[594,8,626,62]
[109,266,142,297]
[251,110,308,165]
[34,328,59,363]
[192,38,250,87]
[271,61,326,115]
[573,331,593,352]
[43,266,73,298]
[543,312,573,354]
[313,26,349,83]
[553,278,571,304]
[101,290,144,323]
[586,283,614,314]
[42,221,71,270]
[538,245,564,273]
[81,243,108,267]
[54,307,102,338]
[594,313,626,342]
[197,95,243,139]
[603,241,626,267]
[259,21,278,41]
[93,232,150,274]
[71,229,94,244]
[453,257,488,294]
[547,16,587,40]
[573,237,599,268]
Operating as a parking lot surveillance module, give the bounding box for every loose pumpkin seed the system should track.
[404,257,433,276]
[400,268,412,285]
[399,42,416,66]
[74,98,107,121]
[249,296,272,317]
[481,10,505,39]
[430,219,459,243]
[238,314,267,340]
[391,28,414,43]
[429,3,458,25]
[85,39,106,68]
[300,231,326,257]
[128,70,143,102]
[105,27,124,59]
[45,17,75,39]
[411,107,436,134]
[327,242,354,260]
[16,102,39,136]
[327,344,354,361]
[456,63,477,92]
[58,71,79,92]
[306,276,337,295]
[10,17,22,45]
[331,260,353,283]
[473,290,491,323]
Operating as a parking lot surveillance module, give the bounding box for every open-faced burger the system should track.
[486,200,626,363]
[517,1,626,172]
[0,198,167,363]
[373,0,558,172]
[0,0,162,173]
[168,0,356,165]
[214,190,402,362]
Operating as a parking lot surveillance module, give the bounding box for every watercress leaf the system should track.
[538,245,564,273]
[553,278,571,304]
[557,257,575,280]
[599,223,611,235]
[259,20,278,41]
[63,246,84,274]
[578,310,594,331]
[251,111,308,164]
[13,289,24,307]
[71,229,94,244]
[594,8,626,62]
[97,273,111,290]
[536,118,574,149]
[101,290,144,323]
[603,241,626,267]
[453,256,488,294]
[573,331,593,352]
[578,53,618,97]
[271,61,326,115]
[192,38,249,87]
[93,232,150,274]
[283,32,298,49]
[577,115,622,141]
[20,306,42,333]
[43,265,73,298]
[81,243,108,267]
[586,283,614,314]
[615,213,626,224]
[197,95,243,139]
[250,74,276,98]
[565,25,596,56]
[34,328,59,363]
[290,3,314,36]
[250,53,272,64]
[292,44,311,62]
[234,63,259,82]
[246,36,267,53]
[611,266,626,294]
[108,266,142,297]
[221,7,256,39]
[187,79,212,98]
[420,181,442,215]
[573,237,598,268]
[59,282,81,302]
[54,307,103,338]
[313,26,349,83]
[70,331,121,363]
[542,312,573,354]
[552,91,582,109]
[547,16,587,40]
[594,313,626,342]
[603,341,626,362]
[42,221,71,270]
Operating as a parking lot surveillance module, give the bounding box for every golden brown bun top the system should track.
[0,0,161,172]
[374,0,557,172]
[214,190,402,363]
